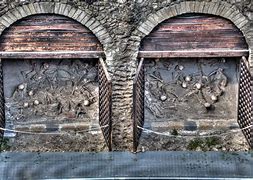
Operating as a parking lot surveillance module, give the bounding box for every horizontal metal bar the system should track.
[0,51,105,59]
[138,49,249,58]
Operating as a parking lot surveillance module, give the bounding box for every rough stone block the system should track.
[185,1,192,13]
[33,3,42,14]
[227,11,240,23]
[8,10,20,21]
[62,5,72,16]
[146,14,158,27]
[219,6,229,17]
[30,124,46,132]
[198,2,205,13]
[138,22,152,35]
[238,20,249,31]
[46,125,59,132]
[28,3,36,15]
[68,7,77,18]
[92,25,104,35]
[0,24,6,34]
[22,5,32,16]
[215,3,225,15]
[60,124,76,131]
[38,3,46,13]
[199,121,214,131]
[203,2,210,14]
[75,123,89,131]
[184,121,197,131]
[229,123,239,130]
[166,8,174,19]
[159,8,173,20]
[237,19,249,30]
[81,14,91,25]
[170,5,178,16]
[2,15,15,25]
[207,2,214,14]
[85,18,96,28]
[194,1,199,13]
[211,2,220,15]
[59,3,67,15]
[174,3,181,15]
[14,125,30,132]
[180,1,186,14]
[11,10,21,21]
[213,121,230,130]
[155,9,166,20]
[54,3,61,14]
[169,121,184,130]
[189,1,195,12]
[40,2,55,14]
[0,18,11,27]
[250,54,253,68]
[151,121,183,131]
[16,6,28,17]
[72,9,83,20]
[223,7,235,20]
[89,21,100,31]
[76,12,87,22]
[234,16,247,28]
[229,13,240,25]
[145,18,158,31]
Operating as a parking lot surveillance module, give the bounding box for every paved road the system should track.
[0,151,252,179]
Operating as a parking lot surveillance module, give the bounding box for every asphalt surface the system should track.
[0,151,252,179]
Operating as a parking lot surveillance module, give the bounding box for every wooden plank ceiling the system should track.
[0,14,103,58]
[139,14,249,58]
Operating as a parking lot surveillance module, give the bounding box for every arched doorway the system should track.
[0,14,112,152]
[133,14,251,152]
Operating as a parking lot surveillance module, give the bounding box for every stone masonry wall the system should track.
[0,0,252,151]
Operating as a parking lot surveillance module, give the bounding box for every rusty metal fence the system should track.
[98,58,112,151]
[238,57,252,148]
[133,58,145,152]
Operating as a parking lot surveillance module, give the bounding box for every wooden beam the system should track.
[138,50,249,58]
[0,51,105,59]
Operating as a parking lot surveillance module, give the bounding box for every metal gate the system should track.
[133,58,145,152]
[238,57,252,148]
[98,58,112,151]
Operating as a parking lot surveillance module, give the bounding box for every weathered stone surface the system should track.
[0,0,251,151]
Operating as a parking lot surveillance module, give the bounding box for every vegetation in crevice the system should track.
[0,138,10,152]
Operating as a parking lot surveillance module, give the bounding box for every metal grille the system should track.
[133,58,145,152]
[238,57,252,148]
[98,58,112,151]
[0,60,4,138]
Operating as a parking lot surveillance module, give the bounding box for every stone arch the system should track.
[0,2,112,50]
[135,1,252,65]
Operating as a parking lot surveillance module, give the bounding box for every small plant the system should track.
[205,137,220,148]
[171,129,178,136]
[0,138,10,152]
[187,138,204,150]
[187,137,221,151]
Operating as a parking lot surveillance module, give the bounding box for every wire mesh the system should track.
[98,58,112,151]
[133,58,145,152]
[237,57,252,148]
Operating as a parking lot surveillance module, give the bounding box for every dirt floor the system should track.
[0,129,249,152]
[138,131,250,152]
[3,132,107,152]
